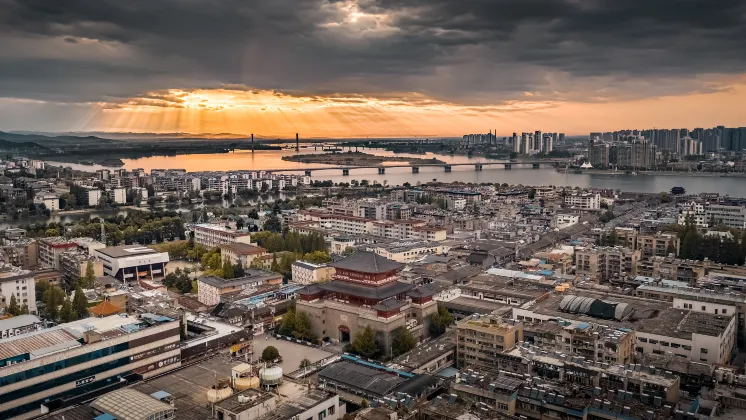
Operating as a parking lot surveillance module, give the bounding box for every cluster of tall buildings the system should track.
[461,130,564,155]
[590,126,746,156]
[510,130,561,155]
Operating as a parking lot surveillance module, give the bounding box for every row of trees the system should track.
[37,281,89,323]
[347,326,417,359]
[163,267,196,294]
[677,223,746,265]
[278,308,316,342]
[251,231,328,254]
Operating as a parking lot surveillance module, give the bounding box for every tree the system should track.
[80,261,96,288]
[44,285,65,322]
[19,303,29,315]
[264,215,282,233]
[72,284,89,319]
[299,358,312,370]
[248,209,260,219]
[222,257,235,279]
[45,228,60,237]
[59,297,75,323]
[7,294,19,316]
[528,188,536,200]
[429,304,455,336]
[261,345,280,362]
[351,326,379,359]
[391,326,417,357]
[279,309,296,336]
[233,263,245,278]
[293,311,314,341]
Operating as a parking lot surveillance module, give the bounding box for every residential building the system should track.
[33,192,59,211]
[705,204,746,229]
[197,270,282,306]
[365,241,445,263]
[523,319,636,364]
[0,313,181,419]
[564,192,601,210]
[59,250,104,286]
[214,388,342,420]
[575,246,640,282]
[291,261,335,285]
[219,243,267,269]
[0,238,38,269]
[193,224,253,249]
[108,187,127,204]
[638,232,680,258]
[37,237,77,270]
[92,245,169,284]
[82,186,103,207]
[456,315,523,370]
[0,265,36,314]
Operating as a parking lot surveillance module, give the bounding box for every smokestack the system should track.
[295,133,299,151]
[251,133,254,152]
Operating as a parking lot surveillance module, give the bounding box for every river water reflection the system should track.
[45,148,746,196]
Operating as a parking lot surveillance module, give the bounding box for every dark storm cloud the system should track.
[0,0,745,104]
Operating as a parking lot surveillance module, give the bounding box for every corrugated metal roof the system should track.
[0,328,79,361]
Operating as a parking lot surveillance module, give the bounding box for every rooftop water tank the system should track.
[207,385,233,403]
[259,365,283,386]
[234,375,260,391]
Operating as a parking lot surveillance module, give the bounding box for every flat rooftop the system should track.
[391,330,455,371]
[133,357,238,420]
[96,245,159,259]
[526,291,733,339]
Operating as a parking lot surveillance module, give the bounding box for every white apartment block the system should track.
[109,187,127,204]
[564,192,601,210]
[0,266,37,314]
[291,261,335,284]
[678,202,746,229]
[83,187,103,207]
[33,192,59,211]
[193,224,253,249]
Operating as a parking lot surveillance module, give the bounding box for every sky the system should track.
[1,0,745,137]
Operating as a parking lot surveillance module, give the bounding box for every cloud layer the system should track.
[1,0,745,106]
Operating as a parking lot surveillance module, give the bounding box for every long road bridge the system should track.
[261,160,569,176]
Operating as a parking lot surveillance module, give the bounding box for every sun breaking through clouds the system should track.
[0,0,745,136]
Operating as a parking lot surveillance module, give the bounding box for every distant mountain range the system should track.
[0,131,120,146]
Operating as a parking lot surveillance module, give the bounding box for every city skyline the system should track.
[1,1,746,136]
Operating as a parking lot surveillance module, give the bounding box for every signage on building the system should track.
[76,376,95,387]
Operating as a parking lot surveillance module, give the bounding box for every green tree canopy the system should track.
[7,294,19,316]
[292,311,314,341]
[261,345,280,362]
[59,297,76,323]
[430,304,455,336]
[72,284,89,319]
[299,358,312,369]
[351,326,380,359]
[391,326,417,357]
[279,309,296,336]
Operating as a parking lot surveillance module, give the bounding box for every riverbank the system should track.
[282,151,445,166]
[561,168,746,178]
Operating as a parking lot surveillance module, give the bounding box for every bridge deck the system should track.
[264,160,566,172]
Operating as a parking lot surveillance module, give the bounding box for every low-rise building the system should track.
[564,192,601,210]
[37,237,78,270]
[365,241,445,263]
[220,243,267,269]
[291,261,335,285]
[92,245,169,284]
[33,192,59,211]
[0,265,36,314]
[197,270,283,306]
[456,315,523,370]
[59,249,104,286]
[214,387,343,420]
[193,224,253,249]
[0,238,37,269]
[575,246,640,282]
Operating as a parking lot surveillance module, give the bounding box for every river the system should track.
[45,148,746,196]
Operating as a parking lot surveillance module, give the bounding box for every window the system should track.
[671,343,680,349]
[683,345,692,351]
[328,406,335,415]
[702,306,706,311]
[722,309,727,314]
[649,339,658,345]
[318,410,326,420]
[639,338,647,343]
[701,348,708,354]
[661,342,669,347]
